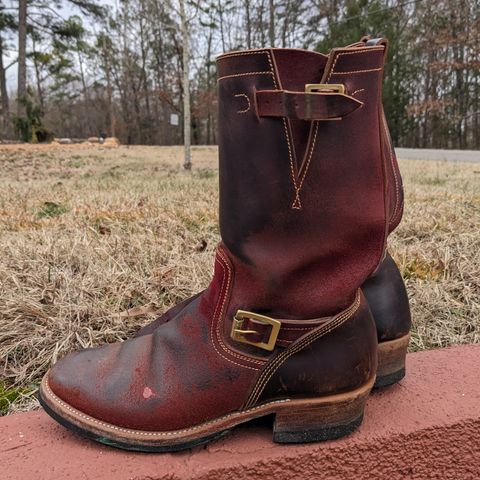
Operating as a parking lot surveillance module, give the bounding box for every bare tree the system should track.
[179,0,191,170]
[17,0,27,118]
[268,0,275,46]
[0,36,9,130]
[2,0,478,149]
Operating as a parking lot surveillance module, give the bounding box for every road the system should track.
[395,148,480,163]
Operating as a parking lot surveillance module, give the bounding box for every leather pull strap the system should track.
[256,89,363,121]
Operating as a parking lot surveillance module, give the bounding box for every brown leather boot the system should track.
[134,39,411,389]
[40,41,392,451]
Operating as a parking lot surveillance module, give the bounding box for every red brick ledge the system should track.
[2,345,480,480]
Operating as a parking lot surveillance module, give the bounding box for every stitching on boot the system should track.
[234,93,251,113]
[282,118,302,209]
[327,47,384,82]
[351,88,365,97]
[218,71,273,82]
[210,250,263,370]
[244,291,362,408]
[214,248,265,367]
[331,67,382,75]
[297,121,319,194]
[43,378,290,437]
[265,49,303,210]
[217,50,270,61]
[382,114,401,225]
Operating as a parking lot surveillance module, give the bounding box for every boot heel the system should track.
[375,333,410,388]
[272,380,372,444]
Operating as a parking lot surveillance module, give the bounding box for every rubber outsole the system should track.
[374,367,406,389]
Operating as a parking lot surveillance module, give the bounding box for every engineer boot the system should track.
[41,40,394,451]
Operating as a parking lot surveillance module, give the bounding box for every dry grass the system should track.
[0,144,479,414]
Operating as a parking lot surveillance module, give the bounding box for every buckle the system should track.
[305,83,345,94]
[231,310,281,352]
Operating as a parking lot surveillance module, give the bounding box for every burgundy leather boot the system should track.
[134,39,411,388]
[41,41,392,451]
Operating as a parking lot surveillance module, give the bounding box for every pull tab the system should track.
[365,37,389,47]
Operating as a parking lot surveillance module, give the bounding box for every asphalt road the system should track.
[395,148,480,163]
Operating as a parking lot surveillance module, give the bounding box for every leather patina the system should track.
[42,41,398,443]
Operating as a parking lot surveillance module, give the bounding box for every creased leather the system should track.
[46,43,390,432]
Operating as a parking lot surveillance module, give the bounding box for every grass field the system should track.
[1,144,479,414]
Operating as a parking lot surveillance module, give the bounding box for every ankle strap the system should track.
[256,86,363,121]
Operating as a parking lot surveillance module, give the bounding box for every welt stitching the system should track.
[210,253,262,370]
[234,93,251,113]
[218,71,273,82]
[245,292,361,408]
[44,379,290,437]
[215,249,265,366]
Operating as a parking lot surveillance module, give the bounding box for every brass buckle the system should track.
[305,83,345,94]
[231,310,281,352]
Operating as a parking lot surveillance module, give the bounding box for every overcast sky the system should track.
[3,0,118,90]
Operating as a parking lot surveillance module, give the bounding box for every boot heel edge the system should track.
[375,333,410,388]
[272,379,372,444]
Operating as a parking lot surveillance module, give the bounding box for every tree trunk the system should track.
[0,36,10,131]
[31,36,44,111]
[102,37,115,138]
[77,48,90,137]
[245,0,252,49]
[17,0,27,118]
[206,29,213,144]
[268,0,275,46]
[179,0,191,170]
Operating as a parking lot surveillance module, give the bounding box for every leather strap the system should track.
[256,90,363,121]
[238,314,331,348]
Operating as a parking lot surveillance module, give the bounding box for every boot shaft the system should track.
[216,43,390,318]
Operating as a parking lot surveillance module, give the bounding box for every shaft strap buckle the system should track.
[231,310,281,352]
[305,83,345,94]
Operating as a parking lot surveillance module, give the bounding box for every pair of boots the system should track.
[39,37,411,452]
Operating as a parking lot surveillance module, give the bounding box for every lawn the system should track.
[0,144,479,414]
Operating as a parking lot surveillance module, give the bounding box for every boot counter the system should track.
[252,291,377,405]
[362,252,411,341]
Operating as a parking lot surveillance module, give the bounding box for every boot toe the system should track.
[47,343,121,420]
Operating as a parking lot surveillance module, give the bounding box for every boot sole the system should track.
[375,333,410,388]
[39,374,375,452]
